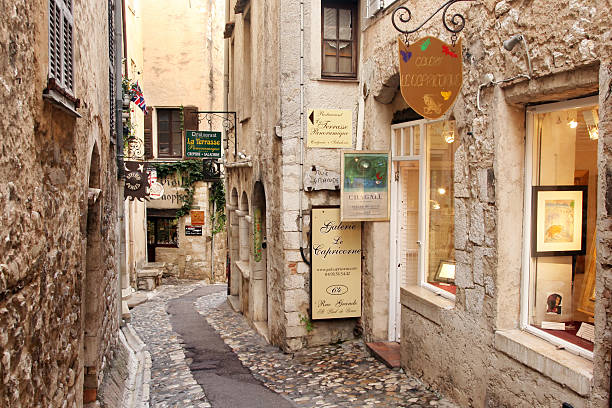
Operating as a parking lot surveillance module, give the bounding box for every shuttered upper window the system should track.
[49,0,74,94]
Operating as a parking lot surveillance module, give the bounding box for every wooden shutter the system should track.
[183,106,199,132]
[144,107,153,159]
[48,0,74,93]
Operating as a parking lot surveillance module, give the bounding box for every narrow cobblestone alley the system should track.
[130,281,457,408]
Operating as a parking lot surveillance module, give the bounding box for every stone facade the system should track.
[360,0,611,407]
[0,0,121,406]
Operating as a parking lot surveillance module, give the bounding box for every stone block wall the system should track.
[0,0,119,406]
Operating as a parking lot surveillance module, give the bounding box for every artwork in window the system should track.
[433,261,455,284]
[531,186,587,256]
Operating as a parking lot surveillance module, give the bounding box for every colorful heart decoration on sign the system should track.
[398,36,463,119]
[400,50,412,62]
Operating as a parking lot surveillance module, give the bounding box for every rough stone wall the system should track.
[0,0,119,406]
[362,0,611,407]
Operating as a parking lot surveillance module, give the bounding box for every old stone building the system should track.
[225,0,611,406]
[0,0,123,406]
[122,0,227,290]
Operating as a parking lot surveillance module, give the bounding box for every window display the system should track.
[527,101,599,353]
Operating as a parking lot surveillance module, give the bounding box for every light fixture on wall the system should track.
[583,109,599,140]
[430,200,441,210]
[503,34,533,79]
[438,187,446,195]
[237,151,247,160]
[567,111,578,129]
[442,120,455,144]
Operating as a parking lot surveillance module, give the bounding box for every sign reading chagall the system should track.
[307,109,352,148]
[311,207,361,320]
[186,130,222,158]
[341,151,390,222]
[398,36,462,119]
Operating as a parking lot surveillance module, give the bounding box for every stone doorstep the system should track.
[253,320,271,343]
[137,269,163,278]
[227,295,241,312]
[120,324,151,408]
[366,341,401,369]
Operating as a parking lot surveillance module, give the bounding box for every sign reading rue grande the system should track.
[186,130,222,158]
[307,109,352,148]
[398,36,462,119]
[311,207,362,320]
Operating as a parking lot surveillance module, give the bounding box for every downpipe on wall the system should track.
[299,0,310,265]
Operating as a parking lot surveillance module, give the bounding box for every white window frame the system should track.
[521,95,599,361]
[388,118,456,338]
[48,0,74,94]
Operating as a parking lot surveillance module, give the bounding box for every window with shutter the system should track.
[48,0,74,95]
[321,0,357,78]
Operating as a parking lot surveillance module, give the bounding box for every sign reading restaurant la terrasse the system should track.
[311,207,361,320]
[398,36,462,119]
[186,130,222,158]
[307,109,352,148]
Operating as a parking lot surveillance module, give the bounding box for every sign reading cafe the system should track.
[311,207,361,320]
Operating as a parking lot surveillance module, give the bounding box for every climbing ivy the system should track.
[151,161,225,235]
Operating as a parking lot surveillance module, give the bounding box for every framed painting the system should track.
[340,151,391,222]
[531,185,587,257]
[433,261,456,284]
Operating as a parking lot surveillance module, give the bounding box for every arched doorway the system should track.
[229,188,239,296]
[252,182,268,330]
[238,191,250,315]
[82,144,103,403]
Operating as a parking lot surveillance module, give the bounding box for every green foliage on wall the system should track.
[151,161,226,235]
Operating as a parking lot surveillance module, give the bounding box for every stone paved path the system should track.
[132,280,458,408]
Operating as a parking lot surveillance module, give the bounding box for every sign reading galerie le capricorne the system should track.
[398,36,462,119]
[307,109,352,148]
[311,207,362,320]
[186,130,222,158]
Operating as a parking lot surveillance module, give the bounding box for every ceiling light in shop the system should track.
[438,187,446,195]
[583,109,599,141]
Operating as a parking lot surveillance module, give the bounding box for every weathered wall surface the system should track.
[0,0,119,406]
[362,0,611,407]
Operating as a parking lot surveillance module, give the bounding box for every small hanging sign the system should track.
[398,36,462,119]
[124,161,147,201]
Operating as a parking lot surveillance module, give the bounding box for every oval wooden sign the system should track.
[398,36,462,119]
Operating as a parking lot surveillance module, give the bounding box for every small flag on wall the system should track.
[130,81,147,113]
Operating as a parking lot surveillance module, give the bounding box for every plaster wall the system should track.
[0,0,120,405]
[361,0,611,406]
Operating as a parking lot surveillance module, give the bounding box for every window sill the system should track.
[494,329,592,396]
[43,89,81,118]
[314,77,359,83]
[400,286,455,325]
[235,260,250,279]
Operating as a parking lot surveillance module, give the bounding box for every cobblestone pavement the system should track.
[195,291,458,408]
[132,280,458,408]
[130,281,214,408]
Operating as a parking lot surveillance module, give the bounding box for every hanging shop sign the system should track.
[311,207,361,320]
[186,130,222,158]
[307,109,352,148]
[340,151,390,222]
[185,225,203,236]
[124,161,147,201]
[398,36,462,119]
[253,207,263,262]
[304,165,341,191]
[191,210,205,226]
[149,182,164,200]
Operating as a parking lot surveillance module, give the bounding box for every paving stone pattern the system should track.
[130,281,212,408]
[195,291,458,408]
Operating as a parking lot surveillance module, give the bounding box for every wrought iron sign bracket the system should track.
[196,111,238,159]
[392,0,474,45]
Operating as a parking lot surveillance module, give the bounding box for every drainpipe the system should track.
[298,0,309,264]
[223,0,231,292]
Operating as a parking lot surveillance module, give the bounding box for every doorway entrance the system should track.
[388,119,458,341]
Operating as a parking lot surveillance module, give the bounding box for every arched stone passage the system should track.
[238,191,250,315]
[82,143,103,403]
[251,181,268,324]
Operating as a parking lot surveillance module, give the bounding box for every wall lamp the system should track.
[237,151,247,160]
[503,34,533,79]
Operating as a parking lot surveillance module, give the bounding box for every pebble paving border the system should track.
[131,282,212,408]
[196,290,458,408]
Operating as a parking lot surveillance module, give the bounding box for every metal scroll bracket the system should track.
[392,0,475,46]
[195,111,238,159]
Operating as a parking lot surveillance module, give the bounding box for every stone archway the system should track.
[229,188,240,296]
[82,143,103,403]
[238,191,250,315]
[252,182,268,327]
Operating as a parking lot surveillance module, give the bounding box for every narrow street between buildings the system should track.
[130,280,457,408]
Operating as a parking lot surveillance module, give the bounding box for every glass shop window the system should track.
[526,100,599,354]
[425,121,457,295]
[147,217,179,247]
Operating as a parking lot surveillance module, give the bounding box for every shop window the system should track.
[321,0,357,78]
[157,108,183,158]
[147,217,179,247]
[523,97,599,358]
[392,119,457,298]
